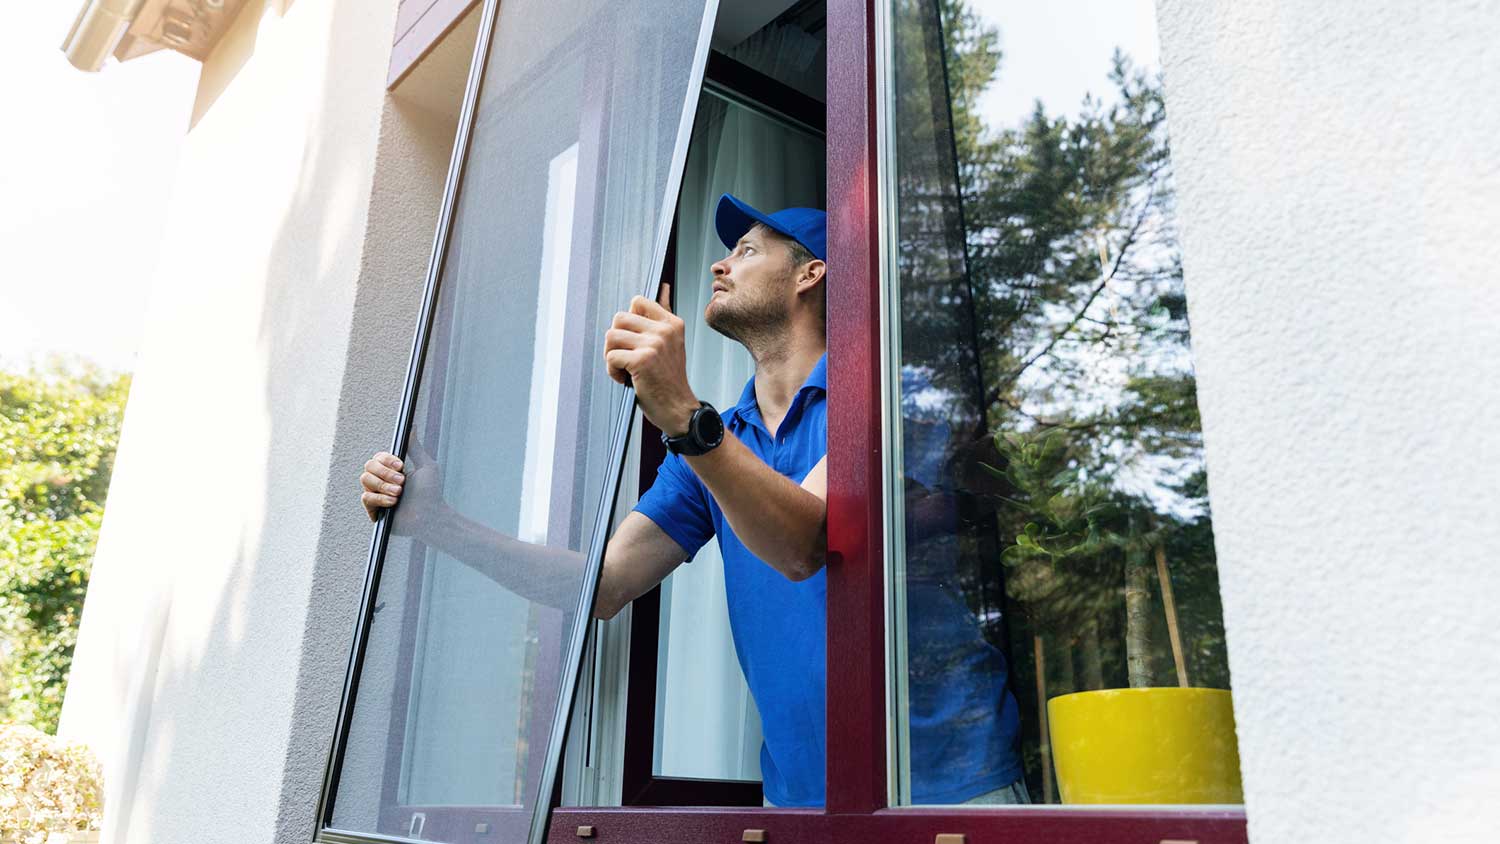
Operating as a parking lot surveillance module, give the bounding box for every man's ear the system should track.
[795,259,827,295]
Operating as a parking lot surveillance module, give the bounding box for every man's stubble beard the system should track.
[704,283,792,353]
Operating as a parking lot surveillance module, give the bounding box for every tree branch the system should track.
[983,189,1156,411]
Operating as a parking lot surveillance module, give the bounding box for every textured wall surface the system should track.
[1155,2,1500,842]
[58,0,456,840]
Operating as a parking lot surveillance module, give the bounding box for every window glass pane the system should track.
[886,0,1242,806]
[652,88,825,783]
[326,0,715,839]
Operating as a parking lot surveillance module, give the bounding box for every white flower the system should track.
[0,724,103,840]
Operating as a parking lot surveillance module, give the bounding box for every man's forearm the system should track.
[402,505,586,611]
[685,432,826,580]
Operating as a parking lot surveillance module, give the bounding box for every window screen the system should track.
[320,0,718,841]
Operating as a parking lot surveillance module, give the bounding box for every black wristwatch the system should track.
[661,402,725,456]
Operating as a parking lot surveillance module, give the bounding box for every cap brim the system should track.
[715,193,783,252]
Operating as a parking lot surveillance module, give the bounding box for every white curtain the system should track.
[653,90,826,781]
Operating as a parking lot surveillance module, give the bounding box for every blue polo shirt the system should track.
[634,354,1021,806]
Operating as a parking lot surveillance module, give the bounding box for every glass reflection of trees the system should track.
[894,0,1230,800]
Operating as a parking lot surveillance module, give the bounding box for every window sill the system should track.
[546,804,1248,844]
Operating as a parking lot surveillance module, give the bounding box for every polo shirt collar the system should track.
[726,352,828,431]
[802,353,828,395]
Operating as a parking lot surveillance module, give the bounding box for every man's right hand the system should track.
[361,452,405,521]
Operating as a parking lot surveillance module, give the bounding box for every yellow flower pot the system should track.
[1047,687,1243,804]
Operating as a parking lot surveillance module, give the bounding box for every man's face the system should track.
[704,224,802,342]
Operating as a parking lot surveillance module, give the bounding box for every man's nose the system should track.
[710,256,729,277]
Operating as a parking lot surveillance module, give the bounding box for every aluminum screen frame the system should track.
[313,0,720,840]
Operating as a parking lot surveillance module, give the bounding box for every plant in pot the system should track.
[0,723,103,844]
[987,428,1241,805]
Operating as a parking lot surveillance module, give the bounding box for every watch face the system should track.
[694,406,725,449]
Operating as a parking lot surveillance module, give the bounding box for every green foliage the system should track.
[986,430,1118,566]
[0,362,130,733]
[935,0,1002,169]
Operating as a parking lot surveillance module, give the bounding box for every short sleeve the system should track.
[633,451,715,560]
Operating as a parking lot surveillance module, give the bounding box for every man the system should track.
[361,194,1023,807]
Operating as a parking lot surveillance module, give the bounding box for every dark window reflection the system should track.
[889,0,1238,805]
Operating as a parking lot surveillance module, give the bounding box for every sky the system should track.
[970,0,1162,129]
[0,4,197,374]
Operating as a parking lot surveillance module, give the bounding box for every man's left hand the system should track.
[604,293,700,436]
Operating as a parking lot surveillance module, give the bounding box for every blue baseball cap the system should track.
[715,193,826,262]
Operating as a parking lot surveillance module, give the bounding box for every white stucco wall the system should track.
[1155,2,1500,842]
[58,0,458,840]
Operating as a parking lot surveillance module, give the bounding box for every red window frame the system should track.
[548,0,1251,840]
